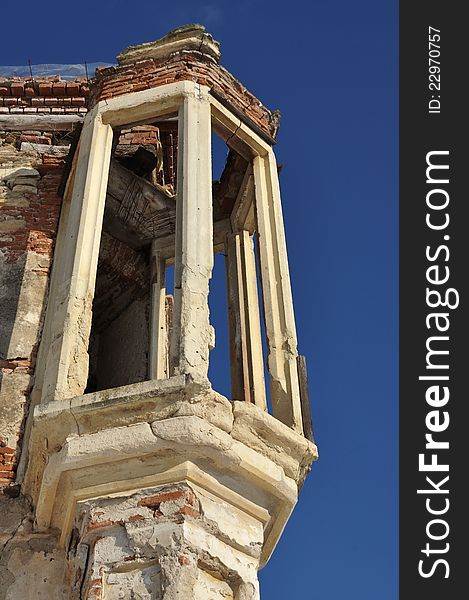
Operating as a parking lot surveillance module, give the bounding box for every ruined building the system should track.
[0,25,318,599]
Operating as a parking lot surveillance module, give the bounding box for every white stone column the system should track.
[149,245,168,380]
[253,151,302,432]
[226,231,266,409]
[171,86,213,379]
[40,109,113,402]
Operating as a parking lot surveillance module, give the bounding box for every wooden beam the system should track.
[0,114,84,132]
[225,231,266,408]
[226,233,249,401]
[230,164,256,233]
[253,152,303,432]
[297,355,315,442]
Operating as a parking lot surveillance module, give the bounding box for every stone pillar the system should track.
[171,87,214,379]
[39,110,113,403]
[253,152,303,432]
[225,231,266,408]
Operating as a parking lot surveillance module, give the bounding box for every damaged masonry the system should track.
[0,25,318,599]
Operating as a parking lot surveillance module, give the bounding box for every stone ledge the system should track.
[232,401,317,486]
[32,375,233,453]
[22,379,317,566]
[30,417,297,567]
[27,377,317,491]
[117,25,221,66]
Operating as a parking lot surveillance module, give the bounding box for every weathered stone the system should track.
[0,542,68,600]
[231,400,318,484]
[66,483,257,599]
[10,185,37,194]
[0,219,26,232]
[10,177,38,187]
[0,159,39,182]
[19,143,70,156]
[0,371,30,451]
[0,251,51,360]
[117,24,221,66]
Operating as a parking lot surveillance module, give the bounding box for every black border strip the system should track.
[400,2,467,596]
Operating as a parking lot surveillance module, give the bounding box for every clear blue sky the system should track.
[1,1,398,597]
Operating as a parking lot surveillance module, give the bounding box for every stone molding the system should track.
[23,378,317,567]
[117,25,221,66]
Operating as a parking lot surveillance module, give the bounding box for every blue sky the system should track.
[1,1,398,597]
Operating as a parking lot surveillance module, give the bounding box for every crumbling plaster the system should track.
[21,378,316,565]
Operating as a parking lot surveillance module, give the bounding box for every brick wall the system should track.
[0,78,88,114]
[90,51,277,138]
[0,143,64,487]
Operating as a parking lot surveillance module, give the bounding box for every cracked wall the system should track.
[67,482,260,599]
[0,141,64,484]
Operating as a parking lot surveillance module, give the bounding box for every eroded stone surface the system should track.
[117,24,221,65]
[63,483,257,599]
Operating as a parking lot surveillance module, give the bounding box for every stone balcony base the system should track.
[21,377,317,593]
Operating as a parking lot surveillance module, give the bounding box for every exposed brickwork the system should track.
[66,484,204,598]
[0,77,89,114]
[0,445,16,480]
[1,145,65,487]
[90,52,277,138]
[119,124,160,146]
[0,156,64,263]
[137,488,199,517]
[117,123,178,190]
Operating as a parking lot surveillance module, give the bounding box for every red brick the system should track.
[38,82,53,96]
[137,490,186,508]
[177,505,200,518]
[52,82,67,96]
[10,83,24,96]
[71,97,86,107]
[128,514,145,522]
[66,82,80,95]
[0,463,14,471]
